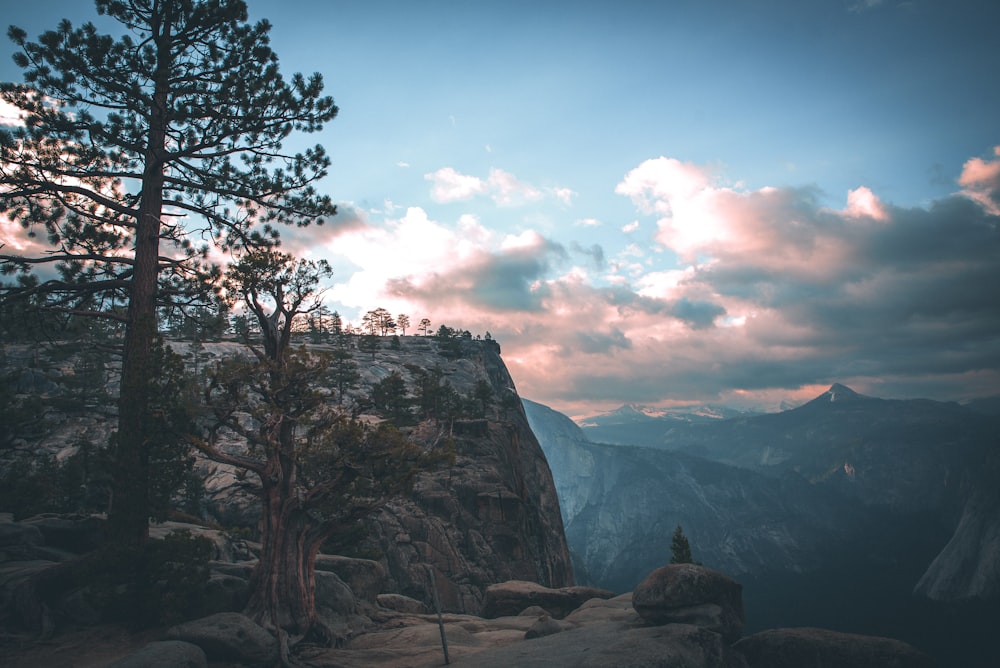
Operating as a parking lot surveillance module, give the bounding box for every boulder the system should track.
[108,640,208,668]
[315,570,357,616]
[315,554,387,603]
[632,563,745,643]
[166,612,277,667]
[524,613,563,639]
[518,605,549,617]
[564,593,639,625]
[734,627,937,668]
[480,580,615,619]
[377,592,430,614]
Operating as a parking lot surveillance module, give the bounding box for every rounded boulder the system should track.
[632,563,745,643]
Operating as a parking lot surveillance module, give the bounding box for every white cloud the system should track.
[425,167,486,203]
[500,229,547,251]
[616,157,713,217]
[326,206,459,312]
[551,187,576,206]
[843,186,888,221]
[575,218,601,227]
[487,168,543,206]
[424,166,570,208]
[622,220,640,233]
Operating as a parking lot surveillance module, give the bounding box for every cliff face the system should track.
[358,340,573,613]
[0,337,573,615]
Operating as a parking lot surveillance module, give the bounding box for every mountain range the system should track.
[524,384,1000,667]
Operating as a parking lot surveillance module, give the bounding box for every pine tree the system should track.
[195,248,441,652]
[670,524,694,564]
[0,0,337,547]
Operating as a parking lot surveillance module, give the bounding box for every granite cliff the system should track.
[0,336,573,615]
[352,337,573,613]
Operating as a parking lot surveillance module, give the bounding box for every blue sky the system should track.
[3,0,1000,416]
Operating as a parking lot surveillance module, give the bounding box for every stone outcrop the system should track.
[734,627,937,668]
[301,586,750,668]
[315,554,387,604]
[5,557,942,668]
[632,564,745,644]
[480,580,615,619]
[376,593,429,614]
[192,338,574,615]
[914,486,1000,601]
[343,338,573,614]
[523,613,563,639]
[1,337,574,619]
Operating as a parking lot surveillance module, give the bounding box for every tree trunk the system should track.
[106,16,171,548]
[245,491,322,636]
[245,419,327,639]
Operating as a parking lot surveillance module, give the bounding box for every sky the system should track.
[2,0,1000,417]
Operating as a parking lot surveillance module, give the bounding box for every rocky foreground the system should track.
[2,515,936,668]
[108,570,938,668]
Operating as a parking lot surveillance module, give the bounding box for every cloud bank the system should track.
[328,147,1000,414]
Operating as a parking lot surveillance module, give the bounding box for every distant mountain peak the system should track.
[822,383,870,402]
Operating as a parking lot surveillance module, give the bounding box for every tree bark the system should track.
[245,443,327,638]
[106,13,171,548]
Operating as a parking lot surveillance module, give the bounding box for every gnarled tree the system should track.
[196,249,444,655]
[0,0,338,547]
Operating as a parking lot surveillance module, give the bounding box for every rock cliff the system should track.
[337,337,572,613]
[0,336,573,615]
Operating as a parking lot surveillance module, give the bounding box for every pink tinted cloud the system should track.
[487,168,543,206]
[617,158,884,281]
[331,150,1000,415]
[501,152,1000,413]
[425,167,486,203]
[844,186,888,221]
[425,166,562,207]
[958,146,1000,215]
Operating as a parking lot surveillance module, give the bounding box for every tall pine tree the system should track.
[0,0,337,548]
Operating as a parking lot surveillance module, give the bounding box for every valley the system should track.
[524,387,1000,667]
